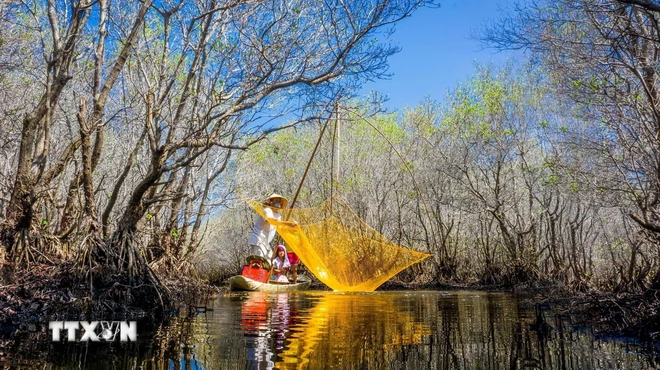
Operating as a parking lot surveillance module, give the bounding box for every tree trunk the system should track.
[3,3,91,260]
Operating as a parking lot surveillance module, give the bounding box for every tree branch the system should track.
[617,0,660,12]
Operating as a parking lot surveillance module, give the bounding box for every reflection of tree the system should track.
[437,295,460,369]
[412,292,652,369]
[184,294,260,369]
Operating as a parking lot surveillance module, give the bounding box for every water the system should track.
[1,290,658,369]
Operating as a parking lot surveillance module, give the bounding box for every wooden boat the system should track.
[229,275,311,292]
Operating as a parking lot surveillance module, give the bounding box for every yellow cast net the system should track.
[248,196,430,291]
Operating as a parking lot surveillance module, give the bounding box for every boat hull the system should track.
[229,275,310,292]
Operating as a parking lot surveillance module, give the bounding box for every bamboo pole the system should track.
[289,111,334,211]
[330,103,340,212]
[275,110,334,251]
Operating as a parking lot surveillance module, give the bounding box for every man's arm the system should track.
[279,220,298,227]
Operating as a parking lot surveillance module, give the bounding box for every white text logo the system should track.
[49,321,137,342]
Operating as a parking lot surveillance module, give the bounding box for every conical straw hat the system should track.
[265,193,288,209]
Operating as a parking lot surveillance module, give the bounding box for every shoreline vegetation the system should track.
[1,0,660,359]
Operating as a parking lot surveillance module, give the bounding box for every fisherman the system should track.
[247,194,288,259]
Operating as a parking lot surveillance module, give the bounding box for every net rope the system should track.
[248,196,430,291]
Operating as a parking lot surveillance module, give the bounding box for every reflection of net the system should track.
[249,197,430,291]
[275,293,433,369]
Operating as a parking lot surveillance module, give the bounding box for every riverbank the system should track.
[536,291,660,341]
[0,261,218,335]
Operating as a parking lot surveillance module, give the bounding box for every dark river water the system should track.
[1,290,658,369]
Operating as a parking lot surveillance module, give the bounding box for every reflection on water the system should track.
[1,291,658,369]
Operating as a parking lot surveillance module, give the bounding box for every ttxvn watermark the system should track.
[49,321,137,342]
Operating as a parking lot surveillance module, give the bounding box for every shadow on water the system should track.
[1,291,659,369]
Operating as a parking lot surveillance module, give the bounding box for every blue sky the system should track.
[363,0,515,111]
